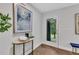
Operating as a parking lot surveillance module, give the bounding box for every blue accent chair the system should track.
[70,43,79,53]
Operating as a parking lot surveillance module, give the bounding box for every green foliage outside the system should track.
[0,13,11,32]
[49,18,56,39]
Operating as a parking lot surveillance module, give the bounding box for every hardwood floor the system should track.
[33,44,79,55]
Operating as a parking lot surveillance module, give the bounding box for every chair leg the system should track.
[75,48,77,53]
[72,47,74,52]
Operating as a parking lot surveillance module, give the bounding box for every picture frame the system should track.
[13,3,32,33]
[75,13,79,34]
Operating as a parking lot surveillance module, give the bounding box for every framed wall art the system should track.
[13,3,32,33]
[75,13,79,34]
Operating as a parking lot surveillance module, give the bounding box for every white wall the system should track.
[42,4,79,51]
[0,3,42,55]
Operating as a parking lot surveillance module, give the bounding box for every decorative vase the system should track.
[25,33,29,38]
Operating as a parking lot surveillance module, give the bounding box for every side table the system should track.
[12,39,33,55]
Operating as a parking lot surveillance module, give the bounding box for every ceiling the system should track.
[31,3,78,13]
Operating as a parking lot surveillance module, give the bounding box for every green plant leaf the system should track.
[0,13,11,32]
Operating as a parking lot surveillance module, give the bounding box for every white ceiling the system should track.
[31,3,78,13]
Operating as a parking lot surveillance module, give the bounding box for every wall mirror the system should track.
[47,18,56,42]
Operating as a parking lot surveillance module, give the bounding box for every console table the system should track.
[12,39,33,55]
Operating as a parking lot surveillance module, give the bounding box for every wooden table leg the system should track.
[32,40,33,55]
[13,44,15,55]
[23,43,25,55]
